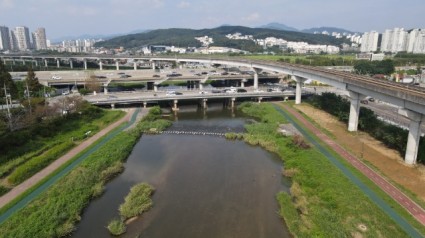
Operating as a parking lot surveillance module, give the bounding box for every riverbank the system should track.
[0,107,171,237]
[238,102,423,237]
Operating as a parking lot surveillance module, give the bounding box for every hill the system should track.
[259,22,299,32]
[302,26,357,34]
[95,26,349,51]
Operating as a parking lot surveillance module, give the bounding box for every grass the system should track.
[0,109,124,187]
[0,107,170,238]
[119,183,154,220]
[107,218,126,236]
[238,102,419,237]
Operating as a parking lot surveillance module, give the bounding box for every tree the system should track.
[84,71,101,93]
[25,67,42,97]
[0,61,18,101]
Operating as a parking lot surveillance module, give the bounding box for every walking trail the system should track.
[277,103,425,227]
[0,108,135,209]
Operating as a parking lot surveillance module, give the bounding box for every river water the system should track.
[72,105,291,238]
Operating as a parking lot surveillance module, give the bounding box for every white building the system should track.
[13,26,31,51]
[32,28,47,50]
[381,28,408,53]
[406,29,425,54]
[0,26,11,50]
[360,31,379,52]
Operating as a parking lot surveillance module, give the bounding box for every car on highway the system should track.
[153,74,161,78]
[52,76,62,80]
[166,91,183,96]
[237,88,247,93]
[96,76,107,78]
[166,73,182,77]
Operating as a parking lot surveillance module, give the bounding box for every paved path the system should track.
[278,103,425,227]
[0,108,135,209]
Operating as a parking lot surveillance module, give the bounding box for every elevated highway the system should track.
[3,54,425,164]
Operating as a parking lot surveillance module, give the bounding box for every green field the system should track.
[239,102,424,237]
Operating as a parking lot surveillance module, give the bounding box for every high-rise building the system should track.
[32,28,47,50]
[360,31,379,52]
[13,26,31,50]
[381,28,408,53]
[0,25,11,51]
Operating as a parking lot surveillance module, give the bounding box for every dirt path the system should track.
[278,103,425,226]
[0,108,135,209]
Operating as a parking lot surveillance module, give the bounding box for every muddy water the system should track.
[72,107,291,238]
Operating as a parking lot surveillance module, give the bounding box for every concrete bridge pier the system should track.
[201,98,208,109]
[83,59,87,70]
[292,75,307,104]
[115,61,120,71]
[172,100,179,111]
[22,59,25,65]
[99,61,103,70]
[348,91,362,132]
[231,97,236,109]
[241,79,247,88]
[56,59,60,68]
[134,62,137,70]
[34,60,38,67]
[69,60,73,69]
[44,59,48,68]
[258,97,263,103]
[111,103,115,109]
[399,108,423,164]
[143,102,147,108]
[12,59,15,65]
[199,83,204,91]
[154,84,158,92]
[104,87,108,95]
[152,61,156,70]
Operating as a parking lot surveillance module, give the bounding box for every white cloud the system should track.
[242,13,260,22]
[178,1,190,8]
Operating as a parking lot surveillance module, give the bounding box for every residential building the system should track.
[32,27,47,50]
[13,26,31,50]
[360,31,379,52]
[381,28,408,53]
[0,25,11,50]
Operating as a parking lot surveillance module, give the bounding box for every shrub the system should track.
[292,135,311,149]
[107,218,126,236]
[119,183,154,219]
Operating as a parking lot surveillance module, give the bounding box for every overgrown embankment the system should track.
[238,102,412,237]
[0,106,170,238]
[0,103,124,192]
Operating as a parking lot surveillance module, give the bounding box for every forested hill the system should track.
[94,26,348,51]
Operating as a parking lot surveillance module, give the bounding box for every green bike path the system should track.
[273,104,424,238]
[0,108,141,225]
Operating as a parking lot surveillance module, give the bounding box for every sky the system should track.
[1,0,424,40]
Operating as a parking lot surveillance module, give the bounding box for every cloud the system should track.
[178,1,190,8]
[242,13,260,22]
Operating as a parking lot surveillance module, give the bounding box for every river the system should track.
[72,105,291,238]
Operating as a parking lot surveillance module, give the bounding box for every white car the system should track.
[52,76,62,80]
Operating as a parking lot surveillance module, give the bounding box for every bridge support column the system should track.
[293,75,306,104]
[44,59,48,68]
[143,102,147,108]
[199,83,204,91]
[173,100,179,111]
[399,108,423,164]
[179,63,183,70]
[154,85,158,92]
[152,61,156,70]
[70,60,73,69]
[134,62,137,70]
[34,60,38,67]
[83,59,87,70]
[241,79,246,88]
[202,99,208,109]
[258,97,263,103]
[22,59,25,65]
[12,59,15,65]
[348,91,362,132]
[99,61,103,70]
[115,61,119,71]
[104,87,108,95]
[231,98,236,109]
[111,103,115,109]
[56,59,60,68]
